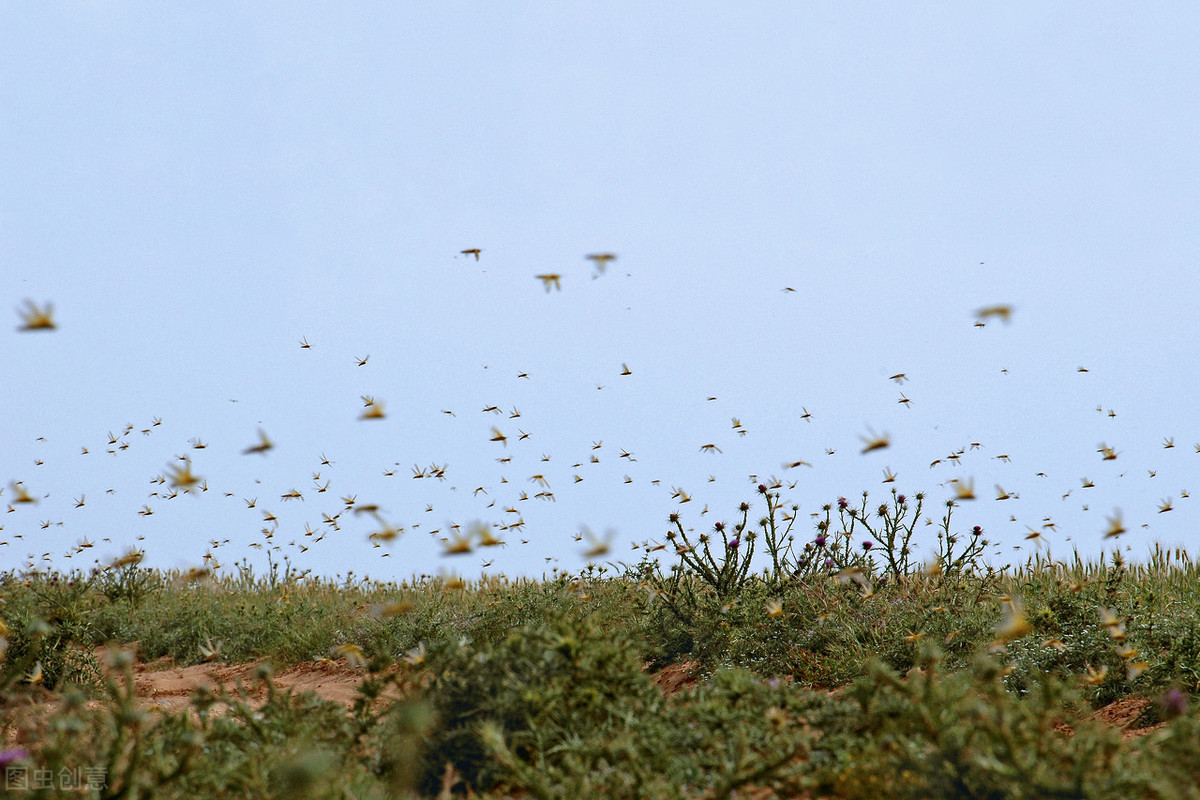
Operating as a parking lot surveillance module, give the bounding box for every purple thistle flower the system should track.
[862,540,873,551]
[814,534,827,548]
[1162,688,1188,720]
[824,557,835,569]
[0,749,29,767]
[727,538,740,550]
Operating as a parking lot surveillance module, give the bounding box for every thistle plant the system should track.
[642,484,999,639]
[931,498,990,577]
[805,490,925,580]
[662,502,757,600]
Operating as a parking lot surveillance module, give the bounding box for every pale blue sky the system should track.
[3,4,1198,581]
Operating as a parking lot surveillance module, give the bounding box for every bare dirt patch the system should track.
[649,660,701,695]
[133,656,374,712]
[1090,695,1161,738]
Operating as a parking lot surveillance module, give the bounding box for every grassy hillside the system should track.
[4,514,1200,798]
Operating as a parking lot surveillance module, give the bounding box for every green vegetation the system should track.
[4,491,1200,798]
